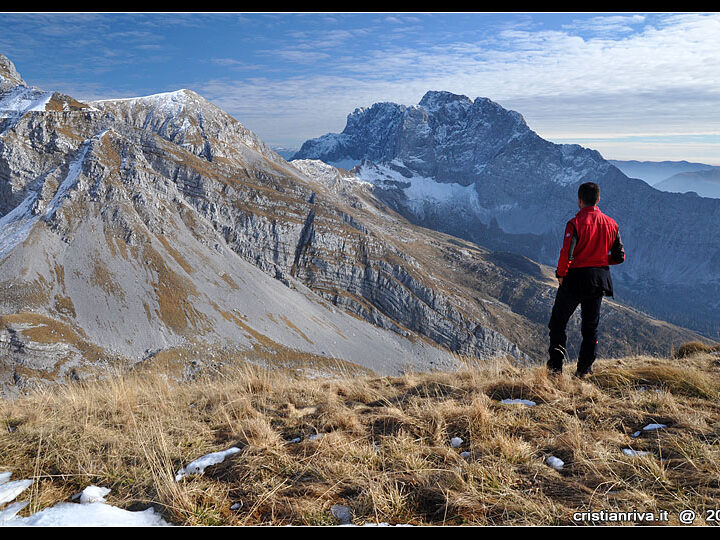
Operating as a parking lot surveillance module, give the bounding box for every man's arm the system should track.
[609,229,625,265]
[556,221,577,282]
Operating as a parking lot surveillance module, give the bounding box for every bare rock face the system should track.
[294,91,720,338]
[0,54,705,393]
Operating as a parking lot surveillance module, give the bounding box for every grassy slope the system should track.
[1,345,720,526]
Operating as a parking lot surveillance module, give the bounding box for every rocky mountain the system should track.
[654,169,720,199]
[609,159,717,186]
[0,56,705,394]
[294,91,720,337]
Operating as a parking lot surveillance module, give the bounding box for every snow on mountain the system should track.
[290,158,371,190]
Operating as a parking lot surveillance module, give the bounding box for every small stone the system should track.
[331,504,352,524]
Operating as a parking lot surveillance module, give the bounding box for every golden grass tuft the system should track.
[1,353,720,525]
[674,340,720,359]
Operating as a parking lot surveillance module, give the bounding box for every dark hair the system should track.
[578,182,600,206]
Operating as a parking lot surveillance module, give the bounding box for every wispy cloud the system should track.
[562,14,646,35]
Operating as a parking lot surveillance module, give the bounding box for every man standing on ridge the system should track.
[548,182,625,378]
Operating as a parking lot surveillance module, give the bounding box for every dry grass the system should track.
[1,351,720,526]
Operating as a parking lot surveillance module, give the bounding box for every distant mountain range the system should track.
[294,91,720,337]
[655,168,720,199]
[0,54,705,393]
[610,159,720,197]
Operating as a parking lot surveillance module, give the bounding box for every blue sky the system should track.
[2,12,719,164]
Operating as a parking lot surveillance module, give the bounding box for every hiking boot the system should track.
[573,366,594,379]
[547,345,569,375]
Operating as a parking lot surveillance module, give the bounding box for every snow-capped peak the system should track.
[418,90,472,113]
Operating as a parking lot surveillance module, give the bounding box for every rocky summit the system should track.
[294,91,720,337]
[0,55,705,394]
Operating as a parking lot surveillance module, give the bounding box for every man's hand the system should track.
[557,276,563,286]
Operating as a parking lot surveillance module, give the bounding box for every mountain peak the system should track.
[418,90,472,112]
[0,54,25,90]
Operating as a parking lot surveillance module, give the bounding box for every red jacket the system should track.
[556,206,625,278]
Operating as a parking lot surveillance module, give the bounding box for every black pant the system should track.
[548,283,603,373]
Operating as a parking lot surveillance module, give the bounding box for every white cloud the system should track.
[562,14,646,35]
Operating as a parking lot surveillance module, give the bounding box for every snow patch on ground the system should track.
[77,485,111,504]
[500,398,536,407]
[175,447,240,481]
[8,500,169,526]
[622,448,651,457]
[0,474,32,506]
[0,475,169,526]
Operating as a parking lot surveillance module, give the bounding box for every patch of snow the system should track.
[0,478,169,527]
[0,189,41,261]
[631,431,642,438]
[450,437,463,448]
[175,447,240,481]
[291,159,371,189]
[500,398,536,407]
[44,139,91,219]
[357,162,487,217]
[546,456,564,470]
[93,89,190,109]
[0,474,33,506]
[78,485,111,504]
[8,501,169,526]
[1,501,29,523]
[308,434,323,441]
[622,448,651,457]
[643,423,667,431]
[0,85,53,134]
[460,451,471,459]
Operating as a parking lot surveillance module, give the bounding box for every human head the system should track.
[578,182,600,208]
